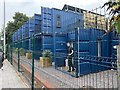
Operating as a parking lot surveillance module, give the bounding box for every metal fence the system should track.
[6,33,119,90]
[6,5,120,90]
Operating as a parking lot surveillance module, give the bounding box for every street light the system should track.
[4,0,6,58]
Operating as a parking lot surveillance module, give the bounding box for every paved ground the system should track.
[0,59,29,89]
[13,53,118,88]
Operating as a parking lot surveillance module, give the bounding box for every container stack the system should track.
[11,6,119,76]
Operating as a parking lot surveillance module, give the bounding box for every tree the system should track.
[102,0,120,34]
[5,12,29,44]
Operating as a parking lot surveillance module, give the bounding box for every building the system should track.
[62,4,110,30]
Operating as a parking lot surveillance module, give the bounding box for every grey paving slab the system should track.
[0,60,29,89]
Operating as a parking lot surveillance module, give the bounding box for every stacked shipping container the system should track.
[12,6,119,75]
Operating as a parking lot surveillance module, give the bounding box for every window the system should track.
[56,14,61,28]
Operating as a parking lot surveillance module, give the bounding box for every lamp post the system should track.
[3,0,6,59]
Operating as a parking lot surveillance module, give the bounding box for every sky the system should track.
[0,0,108,31]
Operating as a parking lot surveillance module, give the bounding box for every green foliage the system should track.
[5,12,29,44]
[102,0,120,33]
[114,18,120,34]
[19,48,24,56]
[15,48,18,53]
[42,50,52,60]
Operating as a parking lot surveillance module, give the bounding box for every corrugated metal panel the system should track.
[54,34,67,66]
[101,33,110,57]
[34,37,42,59]
[52,8,84,34]
[25,22,29,38]
[74,29,90,58]
[18,29,20,40]
[34,14,41,34]
[22,25,26,39]
[110,31,119,60]
[41,7,52,34]
[89,29,98,56]
[19,28,22,40]
[42,36,53,51]
[51,7,84,65]
[22,40,26,49]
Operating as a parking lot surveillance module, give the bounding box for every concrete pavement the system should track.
[0,59,29,89]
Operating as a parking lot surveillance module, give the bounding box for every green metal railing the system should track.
[10,44,13,65]
[18,42,20,72]
[7,36,35,90]
[31,35,35,90]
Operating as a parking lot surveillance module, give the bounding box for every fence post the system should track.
[18,42,20,72]
[117,45,120,90]
[75,27,79,78]
[10,43,13,65]
[31,35,35,90]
